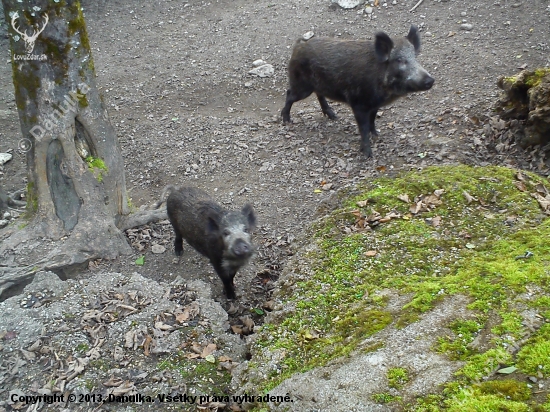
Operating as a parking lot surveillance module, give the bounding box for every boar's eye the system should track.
[243,227,250,234]
[396,57,407,64]
[223,229,231,237]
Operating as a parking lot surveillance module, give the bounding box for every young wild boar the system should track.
[281,25,434,157]
[157,186,257,300]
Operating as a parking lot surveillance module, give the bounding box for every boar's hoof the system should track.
[361,146,373,158]
[324,109,337,120]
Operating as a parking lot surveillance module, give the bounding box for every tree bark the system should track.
[0,0,155,294]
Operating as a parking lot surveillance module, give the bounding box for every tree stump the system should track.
[495,69,550,148]
[0,0,166,297]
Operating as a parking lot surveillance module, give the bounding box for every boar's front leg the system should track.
[212,262,237,300]
[351,106,376,158]
[282,86,314,124]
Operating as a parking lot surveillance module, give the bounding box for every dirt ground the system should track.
[0,0,549,409]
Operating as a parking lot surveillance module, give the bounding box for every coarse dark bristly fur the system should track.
[281,25,434,158]
[155,185,256,300]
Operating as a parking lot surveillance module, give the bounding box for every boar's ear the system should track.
[406,25,421,53]
[374,32,394,63]
[241,204,257,229]
[206,212,221,234]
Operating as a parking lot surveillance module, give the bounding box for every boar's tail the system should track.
[152,184,177,209]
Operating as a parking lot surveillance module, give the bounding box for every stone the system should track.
[248,64,274,78]
[332,0,364,9]
[0,152,12,166]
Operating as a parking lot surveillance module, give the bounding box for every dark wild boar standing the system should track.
[281,25,434,157]
[156,186,257,300]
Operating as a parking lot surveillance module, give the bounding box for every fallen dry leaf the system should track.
[143,335,153,356]
[191,342,203,354]
[535,183,549,194]
[516,171,526,181]
[463,190,477,204]
[103,376,125,387]
[431,216,442,227]
[384,211,401,220]
[364,250,377,257]
[397,194,410,203]
[106,380,135,396]
[201,343,217,358]
[241,316,255,330]
[410,201,423,214]
[350,210,362,218]
[175,301,200,323]
[423,194,442,207]
[514,181,527,192]
[531,192,550,213]
[154,321,174,331]
[304,330,319,340]
[433,189,445,198]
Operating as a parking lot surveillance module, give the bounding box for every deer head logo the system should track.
[11,11,49,54]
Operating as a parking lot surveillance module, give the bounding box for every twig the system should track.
[117,208,168,231]
[409,0,424,12]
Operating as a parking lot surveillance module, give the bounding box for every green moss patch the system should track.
[250,165,550,409]
[85,156,108,182]
[388,367,410,389]
[517,323,550,377]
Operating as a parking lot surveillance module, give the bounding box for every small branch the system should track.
[0,187,26,210]
[9,199,27,208]
[117,208,168,232]
[409,0,424,12]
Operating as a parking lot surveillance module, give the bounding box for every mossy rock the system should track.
[233,165,550,411]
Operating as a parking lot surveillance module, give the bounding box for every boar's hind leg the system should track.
[281,86,314,123]
[369,110,379,139]
[174,232,184,256]
[352,106,375,158]
[317,94,337,120]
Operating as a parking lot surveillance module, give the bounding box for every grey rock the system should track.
[248,64,274,78]
[332,0,364,9]
[302,31,314,41]
[0,152,12,165]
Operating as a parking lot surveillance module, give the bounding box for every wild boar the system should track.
[157,186,257,299]
[281,25,434,157]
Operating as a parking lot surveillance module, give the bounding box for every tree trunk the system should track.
[0,0,165,295]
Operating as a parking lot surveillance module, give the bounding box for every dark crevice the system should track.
[74,116,96,160]
[46,139,81,231]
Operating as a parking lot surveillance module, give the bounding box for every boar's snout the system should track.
[407,69,434,92]
[231,239,252,258]
[422,75,435,90]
